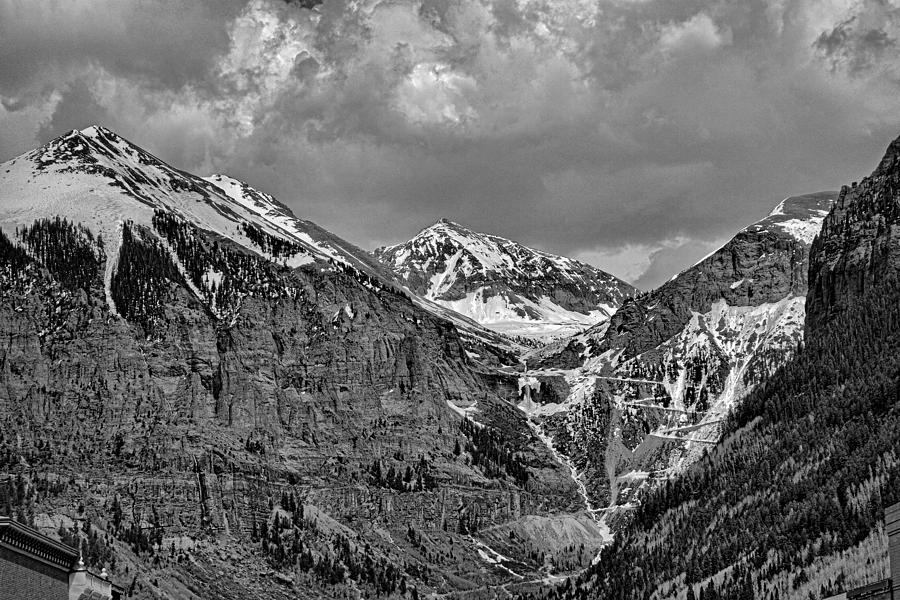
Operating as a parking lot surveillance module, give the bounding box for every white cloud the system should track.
[658,13,731,55]
[215,0,315,136]
[575,236,727,289]
[574,244,656,284]
[395,63,477,125]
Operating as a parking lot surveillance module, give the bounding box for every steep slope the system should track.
[205,174,522,363]
[535,136,900,600]
[0,128,598,599]
[374,219,637,342]
[0,126,520,364]
[521,192,835,524]
[808,139,900,331]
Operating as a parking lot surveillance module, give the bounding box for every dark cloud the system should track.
[36,80,110,143]
[282,0,323,7]
[815,19,852,57]
[814,1,900,75]
[816,21,896,74]
[3,0,900,288]
[0,0,241,96]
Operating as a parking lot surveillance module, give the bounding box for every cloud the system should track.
[36,80,110,143]
[814,2,900,76]
[3,0,900,289]
[574,244,657,286]
[0,0,241,96]
[658,13,731,55]
[574,235,728,290]
[395,63,477,125]
[632,237,729,290]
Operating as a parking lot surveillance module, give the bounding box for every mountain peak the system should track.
[0,127,395,282]
[374,219,636,341]
[765,191,834,219]
[44,124,115,147]
[424,217,469,234]
[661,191,836,288]
[34,124,152,171]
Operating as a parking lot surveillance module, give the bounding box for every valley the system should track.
[6,3,900,599]
[0,125,897,600]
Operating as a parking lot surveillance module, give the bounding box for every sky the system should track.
[2,0,900,289]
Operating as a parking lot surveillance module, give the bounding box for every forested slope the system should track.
[529,137,900,600]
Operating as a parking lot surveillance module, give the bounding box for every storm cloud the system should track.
[2,0,900,288]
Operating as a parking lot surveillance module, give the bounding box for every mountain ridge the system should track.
[1,122,889,600]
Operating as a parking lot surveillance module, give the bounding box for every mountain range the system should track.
[0,125,896,600]
[0,126,598,599]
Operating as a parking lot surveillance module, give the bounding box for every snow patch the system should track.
[103,221,124,317]
[768,197,789,216]
[772,216,827,244]
[472,538,524,579]
[431,289,616,342]
[446,399,480,423]
[203,267,224,289]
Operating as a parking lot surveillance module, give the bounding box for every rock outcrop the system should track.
[808,139,900,332]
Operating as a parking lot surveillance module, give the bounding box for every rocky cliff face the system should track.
[521,192,836,525]
[374,219,636,342]
[808,139,900,333]
[0,128,600,599]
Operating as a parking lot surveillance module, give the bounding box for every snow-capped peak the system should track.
[0,126,383,273]
[80,124,105,138]
[374,219,637,342]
